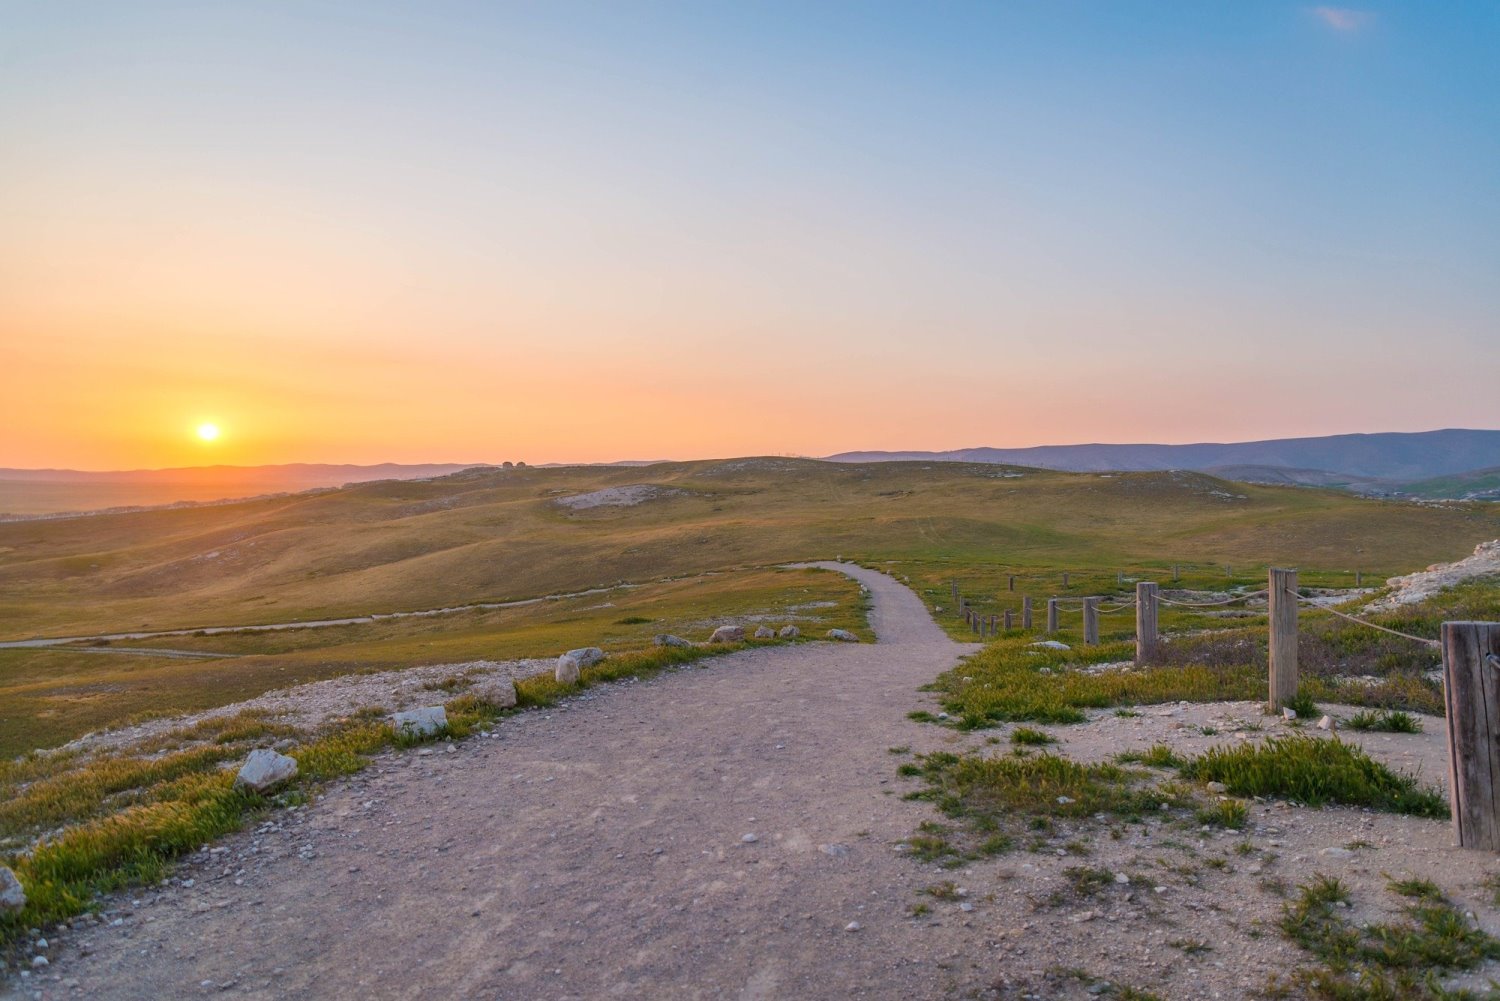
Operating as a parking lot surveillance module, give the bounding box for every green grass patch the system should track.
[1011,726,1057,746]
[1346,709,1423,734]
[1273,875,1500,998]
[1115,744,1185,769]
[1195,799,1249,830]
[1182,736,1446,818]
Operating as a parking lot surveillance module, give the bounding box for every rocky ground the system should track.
[5,564,1500,1000]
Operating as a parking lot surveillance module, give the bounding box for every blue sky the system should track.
[1,2,1497,466]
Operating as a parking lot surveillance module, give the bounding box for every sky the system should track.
[1,1,1497,469]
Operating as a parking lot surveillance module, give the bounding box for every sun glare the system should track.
[196,422,221,442]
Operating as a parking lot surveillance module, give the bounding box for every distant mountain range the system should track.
[827,429,1500,498]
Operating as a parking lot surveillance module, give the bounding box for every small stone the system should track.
[653,634,692,648]
[1282,707,1297,720]
[844,921,861,932]
[1320,846,1354,859]
[564,647,605,668]
[469,676,518,709]
[1317,715,1334,731]
[819,843,850,858]
[390,706,447,739]
[232,749,298,793]
[826,629,860,642]
[0,865,25,914]
[1030,640,1070,650]
[34,938,46,949]
[709,625,746,643]
[1205,781,1227,794]
[741,834,759,844]
[777,625,800,639]
[754,626,775,639]
[31,956,48,969]
[1114,873,1130,884]
[555,653,583,684]
[1056,796,1074,805]
[959,902,974,912]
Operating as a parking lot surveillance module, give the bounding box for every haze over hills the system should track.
[0,463,494,517]
[827,429,1500,488]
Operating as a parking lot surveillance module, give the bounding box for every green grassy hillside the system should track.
[3,458,1497,640]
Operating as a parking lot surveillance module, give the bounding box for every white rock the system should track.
[777,625,800,639]
[31,956,47,969]
[1282,707,1298,720]
[0,866,24,913]
[653,634,692,648]
[754,626,775,639]
[819,843,850,858]
[1114,873,1130,884]
[565,647,604,668]
[232,749,298,793]
[555,653,582,684]
[1030,640,1071,650]
[1205,781,1227,794]
[741,833,759,843]
[959,902,974,912]
[844,921,861,932]
[709,625,745,643]
[1317,715,1334,731]
[1320,846,1355,858]
[469,676,517,709]
[390,706,448,739]
[826,629,860,642]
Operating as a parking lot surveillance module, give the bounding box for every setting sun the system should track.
[196,423,221,443]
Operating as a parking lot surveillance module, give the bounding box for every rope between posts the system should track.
[1156,589,1268,608]
[1289,590,1440,649]
[1097,601,1136,613]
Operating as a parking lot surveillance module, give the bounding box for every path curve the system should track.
[13,563,993,1000]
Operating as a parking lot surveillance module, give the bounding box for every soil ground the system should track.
[8,564,1499,1001]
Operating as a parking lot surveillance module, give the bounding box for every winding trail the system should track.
[17,564,996,1000]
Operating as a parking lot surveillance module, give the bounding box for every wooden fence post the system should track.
[988,614,996,636]
[1172,564,1179,582]
[1442,622,1500,850]
[1268,568,1298,711]
[1062,572,1070,588]
[1082,597,1099,645]
[1356,570,1363,587]
[1004,609,1013,630]
[1022,596,1033,630]
[1047,598,1059,633]
[1135,582,1159,666]
[1117,570,1124,586]
[1008,575,1015,592]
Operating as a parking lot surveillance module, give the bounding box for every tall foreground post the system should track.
[1022,596,1033,630]
[1268,568,1298,711]
[1082,597,1099,645]
[1443,622,1500,850]
[1135,582,1159,666]
[1047,598,1059,633]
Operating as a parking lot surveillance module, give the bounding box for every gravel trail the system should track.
[15,563,995,1000]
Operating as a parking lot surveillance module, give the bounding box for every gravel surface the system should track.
[9,564,1500,1000]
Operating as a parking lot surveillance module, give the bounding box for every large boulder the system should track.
[709,625,745,643]
[754,626,775,639]
[0,865,24,914]
[564,647,605,668]
[826,629,860,643]
[391,706,448,739]
[778,625,800,639]
[470,675,517,709]
[233,749,298,793]
[556,653,582,684]
[654,634,692,648]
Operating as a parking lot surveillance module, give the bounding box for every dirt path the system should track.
[14,563,1003,1000]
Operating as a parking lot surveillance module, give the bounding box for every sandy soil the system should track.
[9,565,1500,1001]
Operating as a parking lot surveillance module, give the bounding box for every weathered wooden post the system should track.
[1172,564,1180,582]
[1062,572,1070,588]
[1268,568,1298,711]
[1004,609,1013,630]
[1356,570,1363,587]
[1082,597,1099,645]
[1008,575,1015,592]
[1047,598,1059,633]
[1442,622,1500,849]
[1117,570,1124,586]
[1225,564,1232,578]
[1135,582,1159,666]
[988,614,996,636]
[1022,596,1033,629]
